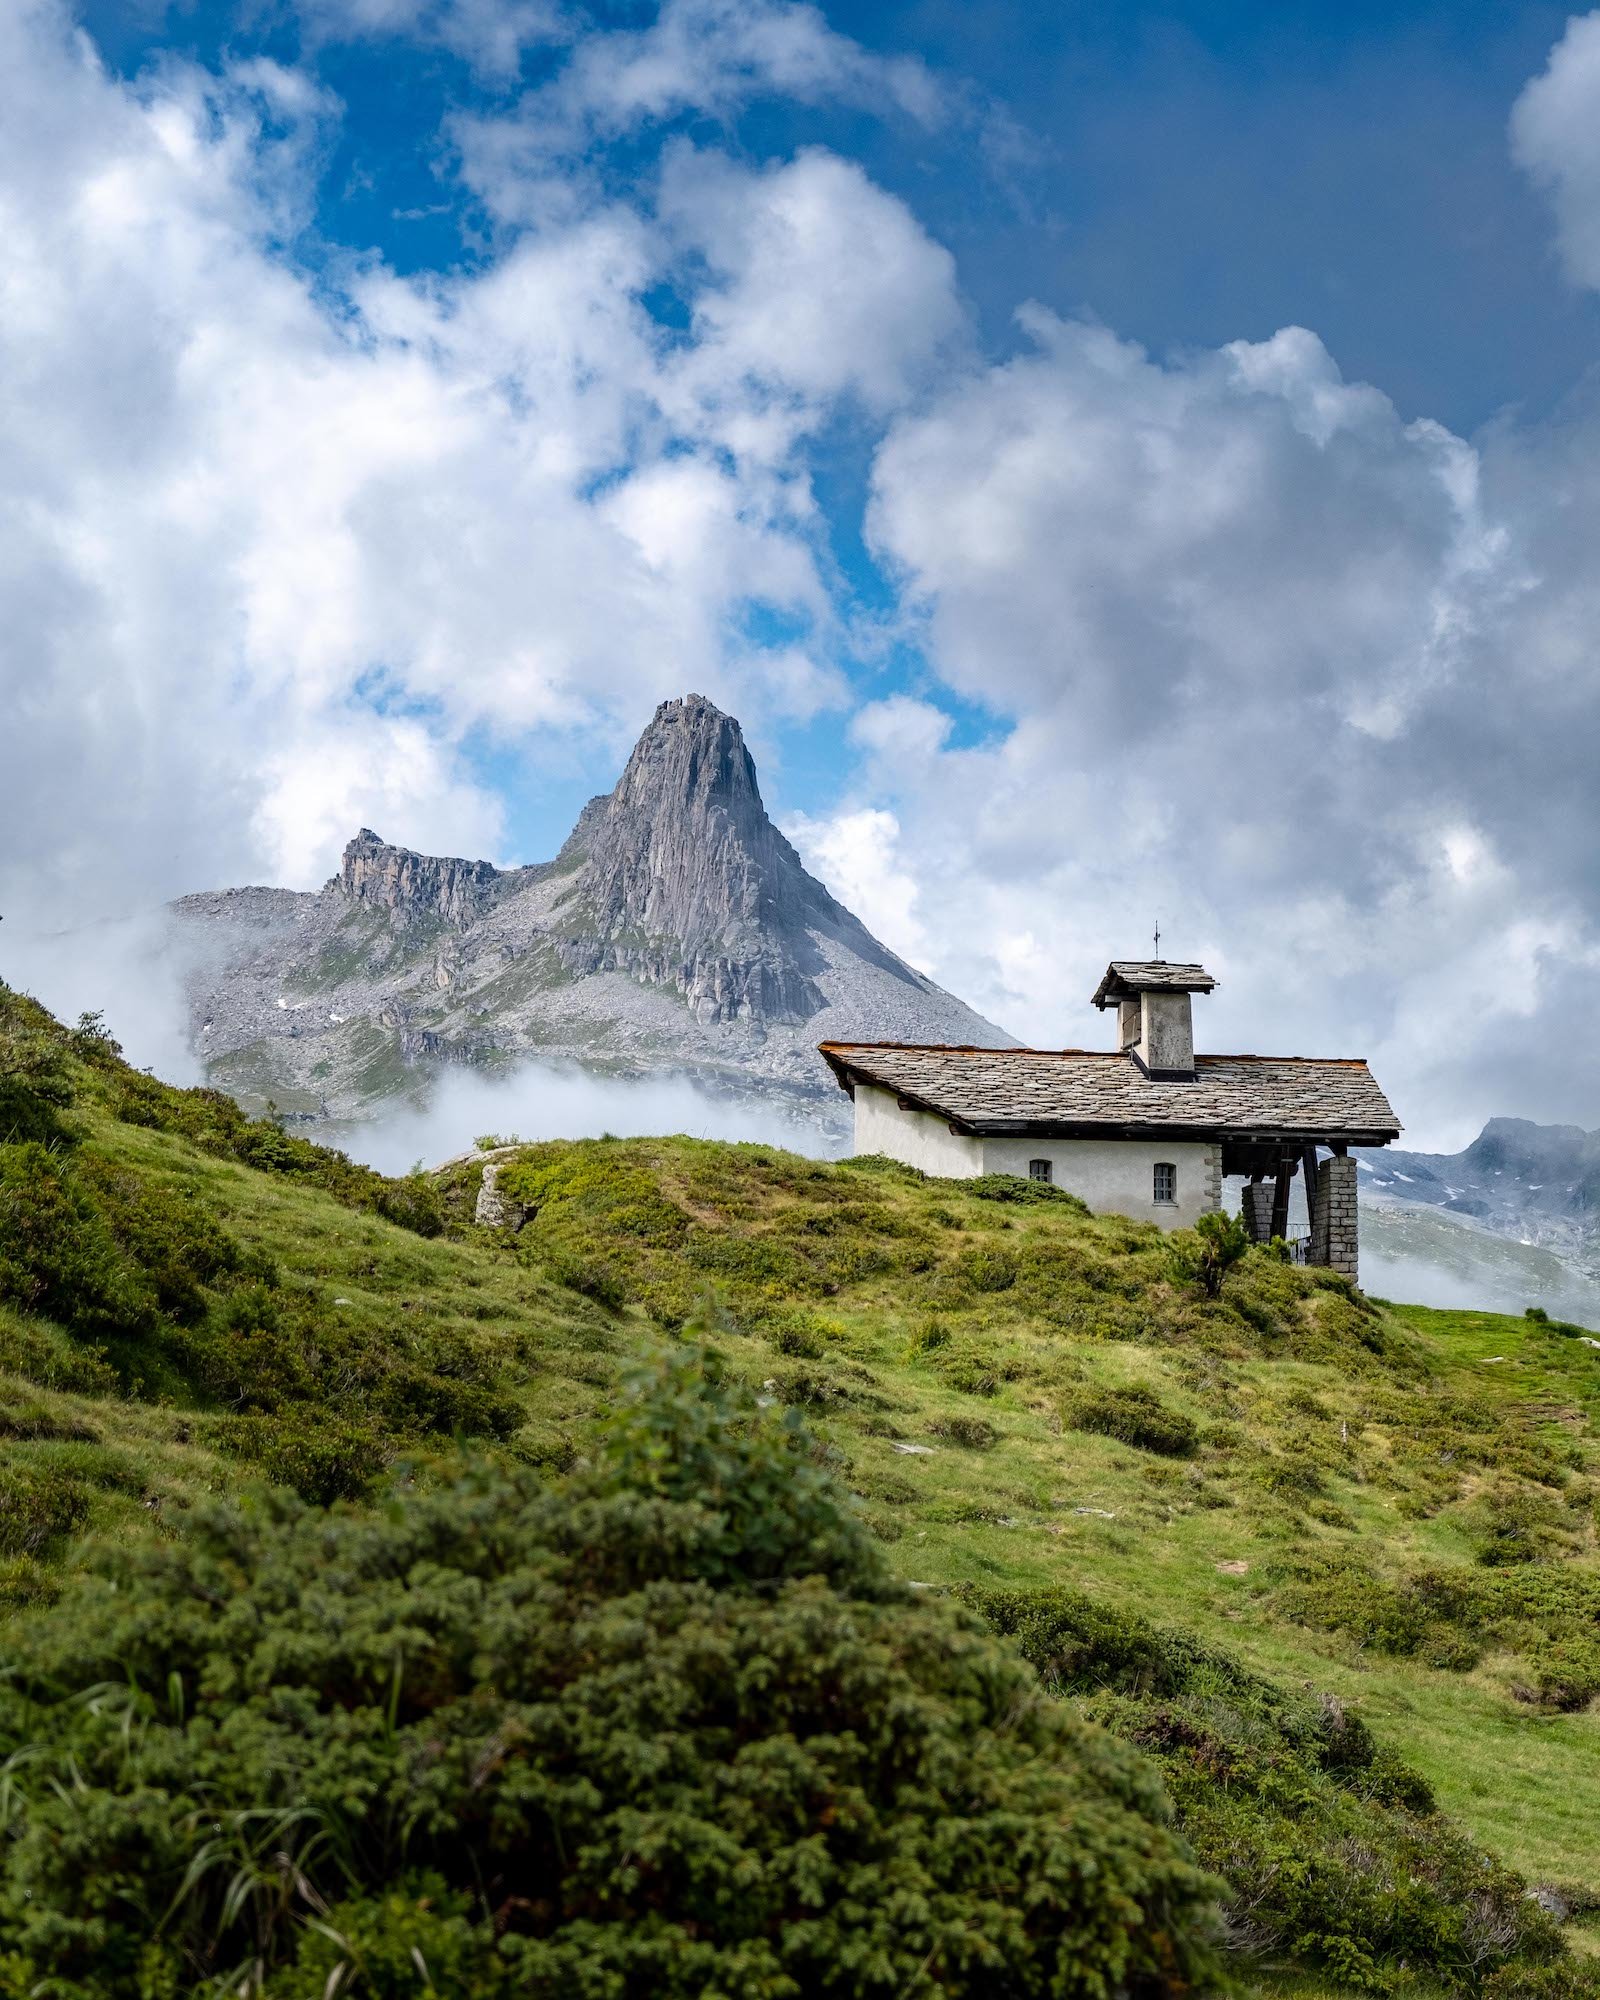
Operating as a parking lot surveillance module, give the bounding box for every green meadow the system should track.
[2,980,1598,1997]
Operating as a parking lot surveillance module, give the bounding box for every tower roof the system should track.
[1091,961,1216,1009]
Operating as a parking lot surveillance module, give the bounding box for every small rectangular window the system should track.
[1028,1158,1052,1183]
[1153,1161,1176,1204]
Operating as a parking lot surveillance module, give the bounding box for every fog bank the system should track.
[339,1060,840,1176]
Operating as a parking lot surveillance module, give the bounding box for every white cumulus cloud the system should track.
[1512,9,1600,291]
[0,1,960,933]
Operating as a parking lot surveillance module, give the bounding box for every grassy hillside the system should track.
[3,981,1599,1996]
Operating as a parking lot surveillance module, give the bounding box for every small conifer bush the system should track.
[1167,1209,1250,1299]
[0,1344,1226,1998]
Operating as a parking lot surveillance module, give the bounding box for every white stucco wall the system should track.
[853,1083,984,1176]
[981,1135,1221,1229]
[851,1082,1222,1229]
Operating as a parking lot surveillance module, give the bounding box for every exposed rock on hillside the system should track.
[340,829,504,930]
[169,695,1010,1125]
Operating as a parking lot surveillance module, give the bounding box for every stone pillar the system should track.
[1309,1155,1329,1267]
[1314,1155,1360,1281]
[1203,1144,1223,1213]
[1242,1181,1275,1244]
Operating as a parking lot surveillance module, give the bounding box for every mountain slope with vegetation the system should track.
[2,980,1599,1997]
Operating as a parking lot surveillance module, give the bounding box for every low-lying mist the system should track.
[3,913,202,1090]
[337,1061,841,1176]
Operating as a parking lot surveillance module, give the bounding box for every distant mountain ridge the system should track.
[1359,1115,1600,1277]
[170,695,1010,1123]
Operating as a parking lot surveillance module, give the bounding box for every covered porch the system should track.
[1222,1137,1362,1278]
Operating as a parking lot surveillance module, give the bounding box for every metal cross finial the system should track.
[1153,919,1161,959]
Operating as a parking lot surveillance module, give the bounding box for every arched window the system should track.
[1028,1158,1053,1183]
[1153,1161,1177,1204]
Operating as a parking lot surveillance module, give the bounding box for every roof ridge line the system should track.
[819,1041,1372,1067]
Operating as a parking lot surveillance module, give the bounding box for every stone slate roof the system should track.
[1091,961,1216,1008]
[819,1042,1402,1144]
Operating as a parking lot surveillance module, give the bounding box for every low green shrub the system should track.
[837,1152,927,1183]
[964,1173,1089,1210]
[0,988,78,1145]
[1485,1962,1600,1999]
[938,1351,1001,1397]
[541,1247,630,1311]
[927,1413,999,1449]
[1468,1480,1574,1566]
[956,1245,1019,1292]
[1272,1553,1600,1709]
[0,1461,93,1559]
[221,1411,393,1504]
[0,1349,1226,1999]
[1063,1382,1199,1457]
[0,1142,162,1339]
[966,1583,1570,1993]
[1272,1551,1439,1657]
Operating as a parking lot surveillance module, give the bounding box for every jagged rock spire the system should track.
[554,694,903,1025]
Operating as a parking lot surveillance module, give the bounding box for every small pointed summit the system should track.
[611,693,767,833]
[340,828,500,930]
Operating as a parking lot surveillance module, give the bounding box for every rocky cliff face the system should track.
[167,694,1010,1126]
[339,829,502,930]
[555,695,898,1025]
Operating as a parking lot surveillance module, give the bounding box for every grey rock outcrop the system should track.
[555,695,903,1025]
[340,828,502,930]
[167,693,1012,1130]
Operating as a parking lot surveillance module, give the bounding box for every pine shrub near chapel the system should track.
[0,1349,1226,2000]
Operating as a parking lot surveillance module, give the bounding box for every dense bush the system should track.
[0,1348,1226,1999]
[1466,1479,1574,1566]
[1273,1551,1600,1710]
[1063,1381,1199,1457]
[0,990,74,1144]
[1486,1959,1600,1998]
[0,1142,165,1338]
[968,1584,1570,1994]
[964,1173,1090,1210]
[0,1458,93,1559]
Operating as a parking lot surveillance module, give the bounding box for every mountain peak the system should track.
[559,692,882,1024]
[613,692,766,827]
[171,690,1009,1121]
[322,693,925,1026]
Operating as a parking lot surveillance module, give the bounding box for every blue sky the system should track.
[85,0,1597,435]
[5,0,1600,1144]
